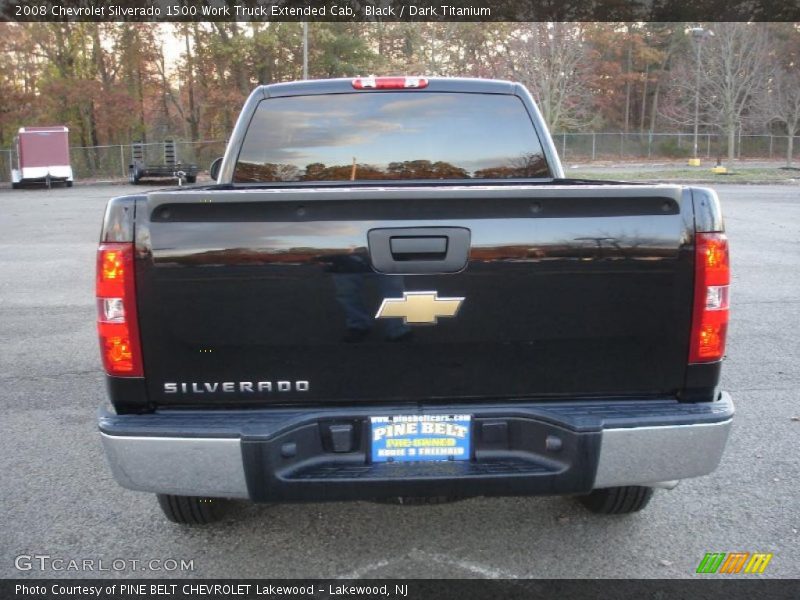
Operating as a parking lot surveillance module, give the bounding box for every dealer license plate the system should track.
[370,415,471,463]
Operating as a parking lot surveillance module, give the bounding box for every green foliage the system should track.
[311,24,378,78]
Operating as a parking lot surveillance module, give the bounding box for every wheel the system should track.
[12,182,20,189]
[156,494,227,524]
[65,181,73,188]
[578,486,654,515]
[186,174,197,184]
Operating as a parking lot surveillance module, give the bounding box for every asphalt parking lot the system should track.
[1,183,798,579]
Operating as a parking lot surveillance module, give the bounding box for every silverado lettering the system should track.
[163,381,310,394]
[96,77,734,524]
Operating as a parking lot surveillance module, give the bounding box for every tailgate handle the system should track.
[390,236,448,259]
[368,227,471,274]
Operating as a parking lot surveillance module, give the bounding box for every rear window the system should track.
[233,92,550,183]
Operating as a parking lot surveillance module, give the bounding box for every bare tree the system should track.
[505,23,596,130]
[661,24,774,164]
[699,23,774,165]
[764,69,800,167]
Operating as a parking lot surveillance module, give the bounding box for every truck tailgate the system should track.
[135,185,694,407]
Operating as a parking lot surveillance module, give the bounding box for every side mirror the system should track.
[209,157,223,181]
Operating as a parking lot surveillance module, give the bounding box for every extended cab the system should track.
[97,77,733,523]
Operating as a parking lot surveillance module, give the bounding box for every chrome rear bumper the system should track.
[99,393,733,500]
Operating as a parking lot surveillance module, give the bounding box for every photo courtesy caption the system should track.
[16,584,408,596]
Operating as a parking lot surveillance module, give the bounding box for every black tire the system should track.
[65,181,73,188]
[186,174,197,184]
[578,486,654,515]
[156,494,227,524]
[12,182,20,190]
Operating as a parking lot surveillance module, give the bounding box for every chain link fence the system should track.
[0,149,12,183]
[555,132,799,163]
[0,140,227,183]
[1,134,798,183]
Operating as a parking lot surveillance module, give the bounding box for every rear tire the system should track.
[66,181,73,188]
[156,494,227,524]
[186,174,197,184]
[12,182,20,189]
[578,486,654,515]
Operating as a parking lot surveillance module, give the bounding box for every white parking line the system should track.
[335,558,393,579]
[415,551,520,579]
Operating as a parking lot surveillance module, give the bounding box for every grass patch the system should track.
[568,167,800,184]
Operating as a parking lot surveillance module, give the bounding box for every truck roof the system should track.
[260,77,519,99]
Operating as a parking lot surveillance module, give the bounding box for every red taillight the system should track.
[689,233,730,363]
[352,76,429,90]
[96,243,142,376]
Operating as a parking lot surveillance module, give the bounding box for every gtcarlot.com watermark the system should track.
[14,554,194,572]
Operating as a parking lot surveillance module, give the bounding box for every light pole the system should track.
[690,27,712,164]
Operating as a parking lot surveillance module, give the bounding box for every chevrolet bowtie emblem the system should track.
[375,291,464,325]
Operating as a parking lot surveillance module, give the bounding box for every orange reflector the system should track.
[101,250,124,281]
[695,318,728,361]
[103,333,135,372]
[701,234,730,285]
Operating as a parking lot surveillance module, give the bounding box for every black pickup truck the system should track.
[96,77,733,524]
